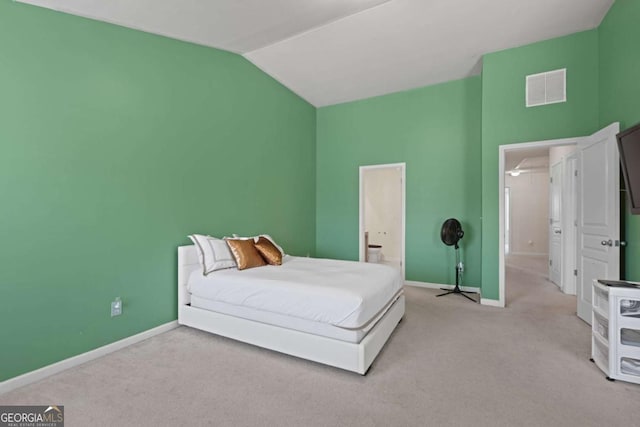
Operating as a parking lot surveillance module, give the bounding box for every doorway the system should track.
[499,137,582,307]
[505,146,554,283]
[498,123,621,319]
[359,163,406,279]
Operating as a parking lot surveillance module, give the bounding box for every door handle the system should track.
[601,239,613,247]
[616,240,627,247]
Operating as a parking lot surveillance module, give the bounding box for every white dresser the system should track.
[591,280,640,384]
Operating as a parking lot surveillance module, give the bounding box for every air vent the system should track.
[526,68,566,107]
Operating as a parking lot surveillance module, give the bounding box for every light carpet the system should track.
[2,262,640,426]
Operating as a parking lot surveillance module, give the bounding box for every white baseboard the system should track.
[405,280,479,293]
[0,320,178,395]
[480,298,504,308]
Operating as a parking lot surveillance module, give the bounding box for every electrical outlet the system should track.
[111,297,122,317]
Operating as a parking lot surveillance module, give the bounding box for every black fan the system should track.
[437,218,477,302]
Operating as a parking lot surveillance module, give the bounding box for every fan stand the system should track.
[436,243,477,302]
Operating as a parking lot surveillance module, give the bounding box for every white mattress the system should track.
[187,255,403,329]
[189,295,401,343]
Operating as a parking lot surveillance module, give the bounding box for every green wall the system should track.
[316,77,482,286]
[0,1,316,382]
[4,0,639,384]
[480,30,600,300]
[599,0,640,281]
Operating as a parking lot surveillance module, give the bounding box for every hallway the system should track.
[506,254,577,315]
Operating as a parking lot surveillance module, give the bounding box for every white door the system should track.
[576,123,620,324]
[563,155,578,295]
[549,162,563,286]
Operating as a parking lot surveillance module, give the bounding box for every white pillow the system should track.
[231,234,254,240]
[188,234,237,275]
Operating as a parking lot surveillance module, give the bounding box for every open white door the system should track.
[576,123,620,324]
[563,155,579,295]
[549,161,562,287]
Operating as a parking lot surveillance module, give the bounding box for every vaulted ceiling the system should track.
[18,0,614,107]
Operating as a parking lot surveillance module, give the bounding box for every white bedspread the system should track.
[187,256,403,329]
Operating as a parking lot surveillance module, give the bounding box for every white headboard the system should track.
[178,245,200,307]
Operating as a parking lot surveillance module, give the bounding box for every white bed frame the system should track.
[177,245,405,375]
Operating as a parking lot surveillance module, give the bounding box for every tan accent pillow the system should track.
[256,234,285,257]
[254,236,283,266]
[225,238,267,270]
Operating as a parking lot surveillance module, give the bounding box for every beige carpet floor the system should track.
[2,259,640,426]
[505,253,549,278]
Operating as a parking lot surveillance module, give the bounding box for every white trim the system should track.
[499,137,583,308]
[405,280,479,293]
[480,298,504,307]
[0,321,178,395]
[359,162,406,280]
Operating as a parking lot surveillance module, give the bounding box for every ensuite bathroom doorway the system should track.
[359,163,406,279]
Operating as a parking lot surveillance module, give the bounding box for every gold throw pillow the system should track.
[254,236,283,266]
[225,238,267,270]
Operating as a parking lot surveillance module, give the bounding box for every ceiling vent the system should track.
[526,68,566,107]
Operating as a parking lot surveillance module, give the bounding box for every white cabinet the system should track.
[591,280,640,384]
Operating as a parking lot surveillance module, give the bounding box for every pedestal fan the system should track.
[437,218,477,302]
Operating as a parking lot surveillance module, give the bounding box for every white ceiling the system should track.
[18,0,391,53]
[19,0,613,107]
[505,148,549,173]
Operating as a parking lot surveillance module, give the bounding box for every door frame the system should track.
[498,137,582,307]
[359,162,406,279]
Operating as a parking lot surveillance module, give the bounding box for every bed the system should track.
[177,245,405,374]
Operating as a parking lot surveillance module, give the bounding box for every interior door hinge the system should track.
[574,269,578,276]
[574,170,578,177]
[549,259,552,266]
[550,177,553,184]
